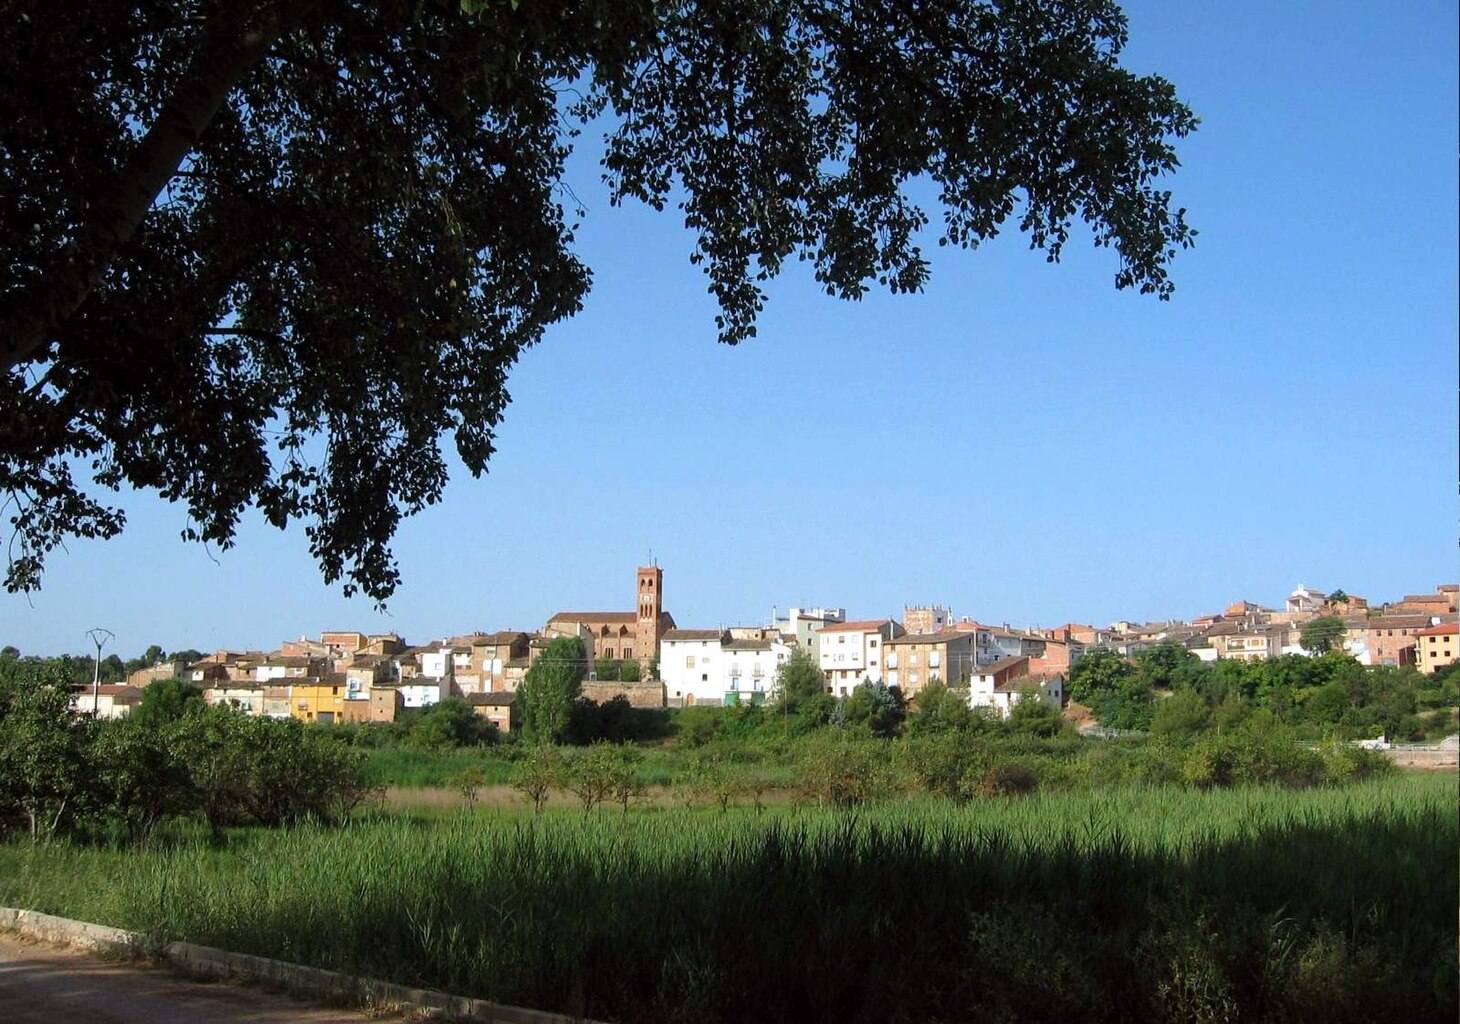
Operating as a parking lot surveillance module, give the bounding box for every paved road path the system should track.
[0,933,381,1024]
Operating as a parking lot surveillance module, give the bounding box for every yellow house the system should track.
[289,677,349,724]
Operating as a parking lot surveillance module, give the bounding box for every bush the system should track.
[972,760,1041,797]
[796,735,894,807]
[566,696,670,745]
[509,745,561,814]
[404,697,497,749]
[172,709,370,837]
[1320,744,1393,784]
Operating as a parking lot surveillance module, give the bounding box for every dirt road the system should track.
[0,933,379,1024]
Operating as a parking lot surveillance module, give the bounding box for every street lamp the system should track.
[86,627,114,716]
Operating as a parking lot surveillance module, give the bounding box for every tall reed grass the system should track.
[2,775,1453,1023]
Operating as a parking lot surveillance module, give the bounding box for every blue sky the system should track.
[4,1,1456,658]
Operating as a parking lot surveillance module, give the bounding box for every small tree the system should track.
[796,736,893,808]
[907,680,975,736]
[1300,616,1346,655]
[406,696,493,748]
[619,659,643,683]
[607,745,645,814]
[1150,688,1212,740]
[1006,685,1063,737]
[520,637,587,743]
[772,648,826,714]
[130,678,203,728]
[0,675,94,842]
[510,745,561,815]
[93,716,195,844]
[1069,651,1154,730]
[688,751,739,813]
[563,743,620,815]
[455,764,486,808]
[838,679,907,738]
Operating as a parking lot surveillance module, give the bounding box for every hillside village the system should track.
[86,566,1459,728]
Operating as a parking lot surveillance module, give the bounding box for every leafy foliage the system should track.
[1069,650,1155,730]
[130,678,204,728]
[519,636,586,743]
[2,0,1195,600]
[836,679,906,737]
[1299,615,1347,654]
[0,686,367,844]
[0,672,94,840]
[402,696,497,749]
[771,647,827,715]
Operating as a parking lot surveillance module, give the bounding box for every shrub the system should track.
[972,760,1041,798]
[796,736,894,807]
[1321,744,1393,784]
[509,745,561,814]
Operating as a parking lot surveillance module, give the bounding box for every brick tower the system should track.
[635,564,663,668]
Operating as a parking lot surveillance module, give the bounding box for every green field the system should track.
[2,773,1454,1023]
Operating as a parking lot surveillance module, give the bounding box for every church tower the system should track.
[635,564,663,667]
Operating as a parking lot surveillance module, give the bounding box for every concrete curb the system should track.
[1,908,598,1023]
[0,908,145,957]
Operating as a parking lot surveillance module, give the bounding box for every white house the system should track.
[660,629,728,706]
[399,680,443,708]
[1287,584,1327,616]
[723,638,792,705]
[966,656,1065,718]
[818,619,901,694]
[419,647,454,682]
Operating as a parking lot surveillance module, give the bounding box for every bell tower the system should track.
[636,564,663,667]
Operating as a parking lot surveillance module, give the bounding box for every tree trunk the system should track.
[1,4,310,372]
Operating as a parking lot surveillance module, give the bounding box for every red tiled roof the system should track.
[547,611,638,624]
[1417,622,1458,637]
[819,619,893,633]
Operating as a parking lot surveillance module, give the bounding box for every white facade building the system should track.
[1287,584,1327,615]
[419,648,454,681]
[773,607,846,663]
[399,681,443,708]
[660,630,794,706]
[818,619,900,694]
[723,639,792,705]
[660,629,728,706]
[967,659,1065,718]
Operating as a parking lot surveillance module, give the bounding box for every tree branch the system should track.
[1,2,314,372]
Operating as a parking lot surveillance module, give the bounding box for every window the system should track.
[869,639,878,648]
[686,655,695,668]
[838,635,846,644]
[701,673,708,682]
[604,649,614,659]
[909,671,919,685]
[624,647,633,659]
[888,670,899,686]
[887,654,899,669]
[909,652,919,665]
[929,652,941,668]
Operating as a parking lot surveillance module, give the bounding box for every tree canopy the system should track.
[1299,616,1347,655]
[519,635,587,743]
[2,1,1196,600]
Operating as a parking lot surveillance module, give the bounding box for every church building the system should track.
[544,564,675,671]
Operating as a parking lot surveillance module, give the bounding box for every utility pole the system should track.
[86,627,114,715]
